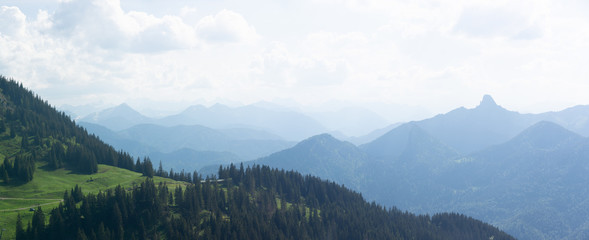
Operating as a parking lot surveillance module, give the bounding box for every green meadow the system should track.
[0,162,188,239]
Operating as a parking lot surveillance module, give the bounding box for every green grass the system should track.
[0,199,60,209]
[0,162,188,239]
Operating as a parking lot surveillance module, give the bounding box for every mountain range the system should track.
[79,121,294,172]
[76,92,589,239]
[208,95,589,240]
[413,95,589,154]
[0,76,515,240]
[79,103,329,141]
[77,101,399,172]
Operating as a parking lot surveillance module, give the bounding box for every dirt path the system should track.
[0,197,62,201]
[0,198,63,212]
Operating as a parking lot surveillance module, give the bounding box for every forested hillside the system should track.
[17,165,515,240]
[0,76,154,183]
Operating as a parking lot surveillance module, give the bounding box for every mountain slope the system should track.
[250,134,368,190]
[537,104,589,137]
[0,76,186,238]
[358,123,461,211]
[361,123,459,162]
[242,114,589,239]
[347,122,403,145]
[443,121,589,240]
[232,127,459,211]
[370,121,589,240]
[78,122,157,156]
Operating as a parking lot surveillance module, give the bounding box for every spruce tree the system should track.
[16,214,25,240]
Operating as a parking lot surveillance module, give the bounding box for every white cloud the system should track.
[50,0,198,52]
[0,6,27,38]
[2,0,589,117]
[196,9,259,44]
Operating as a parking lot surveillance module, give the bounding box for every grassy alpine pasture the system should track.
[0,162,188,239]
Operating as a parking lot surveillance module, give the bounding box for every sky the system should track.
[1,0,589,122]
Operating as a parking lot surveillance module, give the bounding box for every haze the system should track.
[2,0,589,122]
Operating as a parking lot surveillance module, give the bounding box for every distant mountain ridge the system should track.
[249,134,369,190]
[219,95,589,240]
[79,94,589,240]
[412,95,534,154]
[387,95,589,154]
[156,103,328,141]
[80,103,153,131]
[79,122,295,172]
[232,120,589,239]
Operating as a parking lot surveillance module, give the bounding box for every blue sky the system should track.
[1,0,589,121]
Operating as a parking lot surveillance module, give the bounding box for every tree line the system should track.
[16,164,515,240]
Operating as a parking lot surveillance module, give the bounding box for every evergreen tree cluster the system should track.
[0,154,35,183]
[17,164,515,240]
[154,160,202,183]
[0,76,151,182]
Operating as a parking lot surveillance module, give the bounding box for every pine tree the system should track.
[96,222,108,240]
[76,228,89,240]
[16,214,25,240]
[112,203,124,240]
[1,165,8,183]
[31,206,45,239]
[143,157,154,178]
[157,161,164,177]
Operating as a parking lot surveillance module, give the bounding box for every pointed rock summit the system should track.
[479,94,497,108]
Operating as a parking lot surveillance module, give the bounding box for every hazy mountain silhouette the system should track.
[309,106,390,137]
[150,148,241,173]
[358,123,461,211]
[403,95,589,154]
[158,103,327,141]
[79,122,157,156]
[116,124,295,160]
[437,121,589,240]
[413,95,534,154]
[244,134,369,190]
[80,122,295,173]
[346,122,403,145]
[536,104,589,137]
[361,123,459,161]
[80,103,153,131]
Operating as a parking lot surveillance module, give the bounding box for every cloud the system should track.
[50,0,198,52]
[46,1,259,51]
[453,6,542,40]
[3,0,589,116]
[0,6,27,38]
[127,13,198,52]
[250,42,348,87]
[196,9,259,44]
[296,59,348,86]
